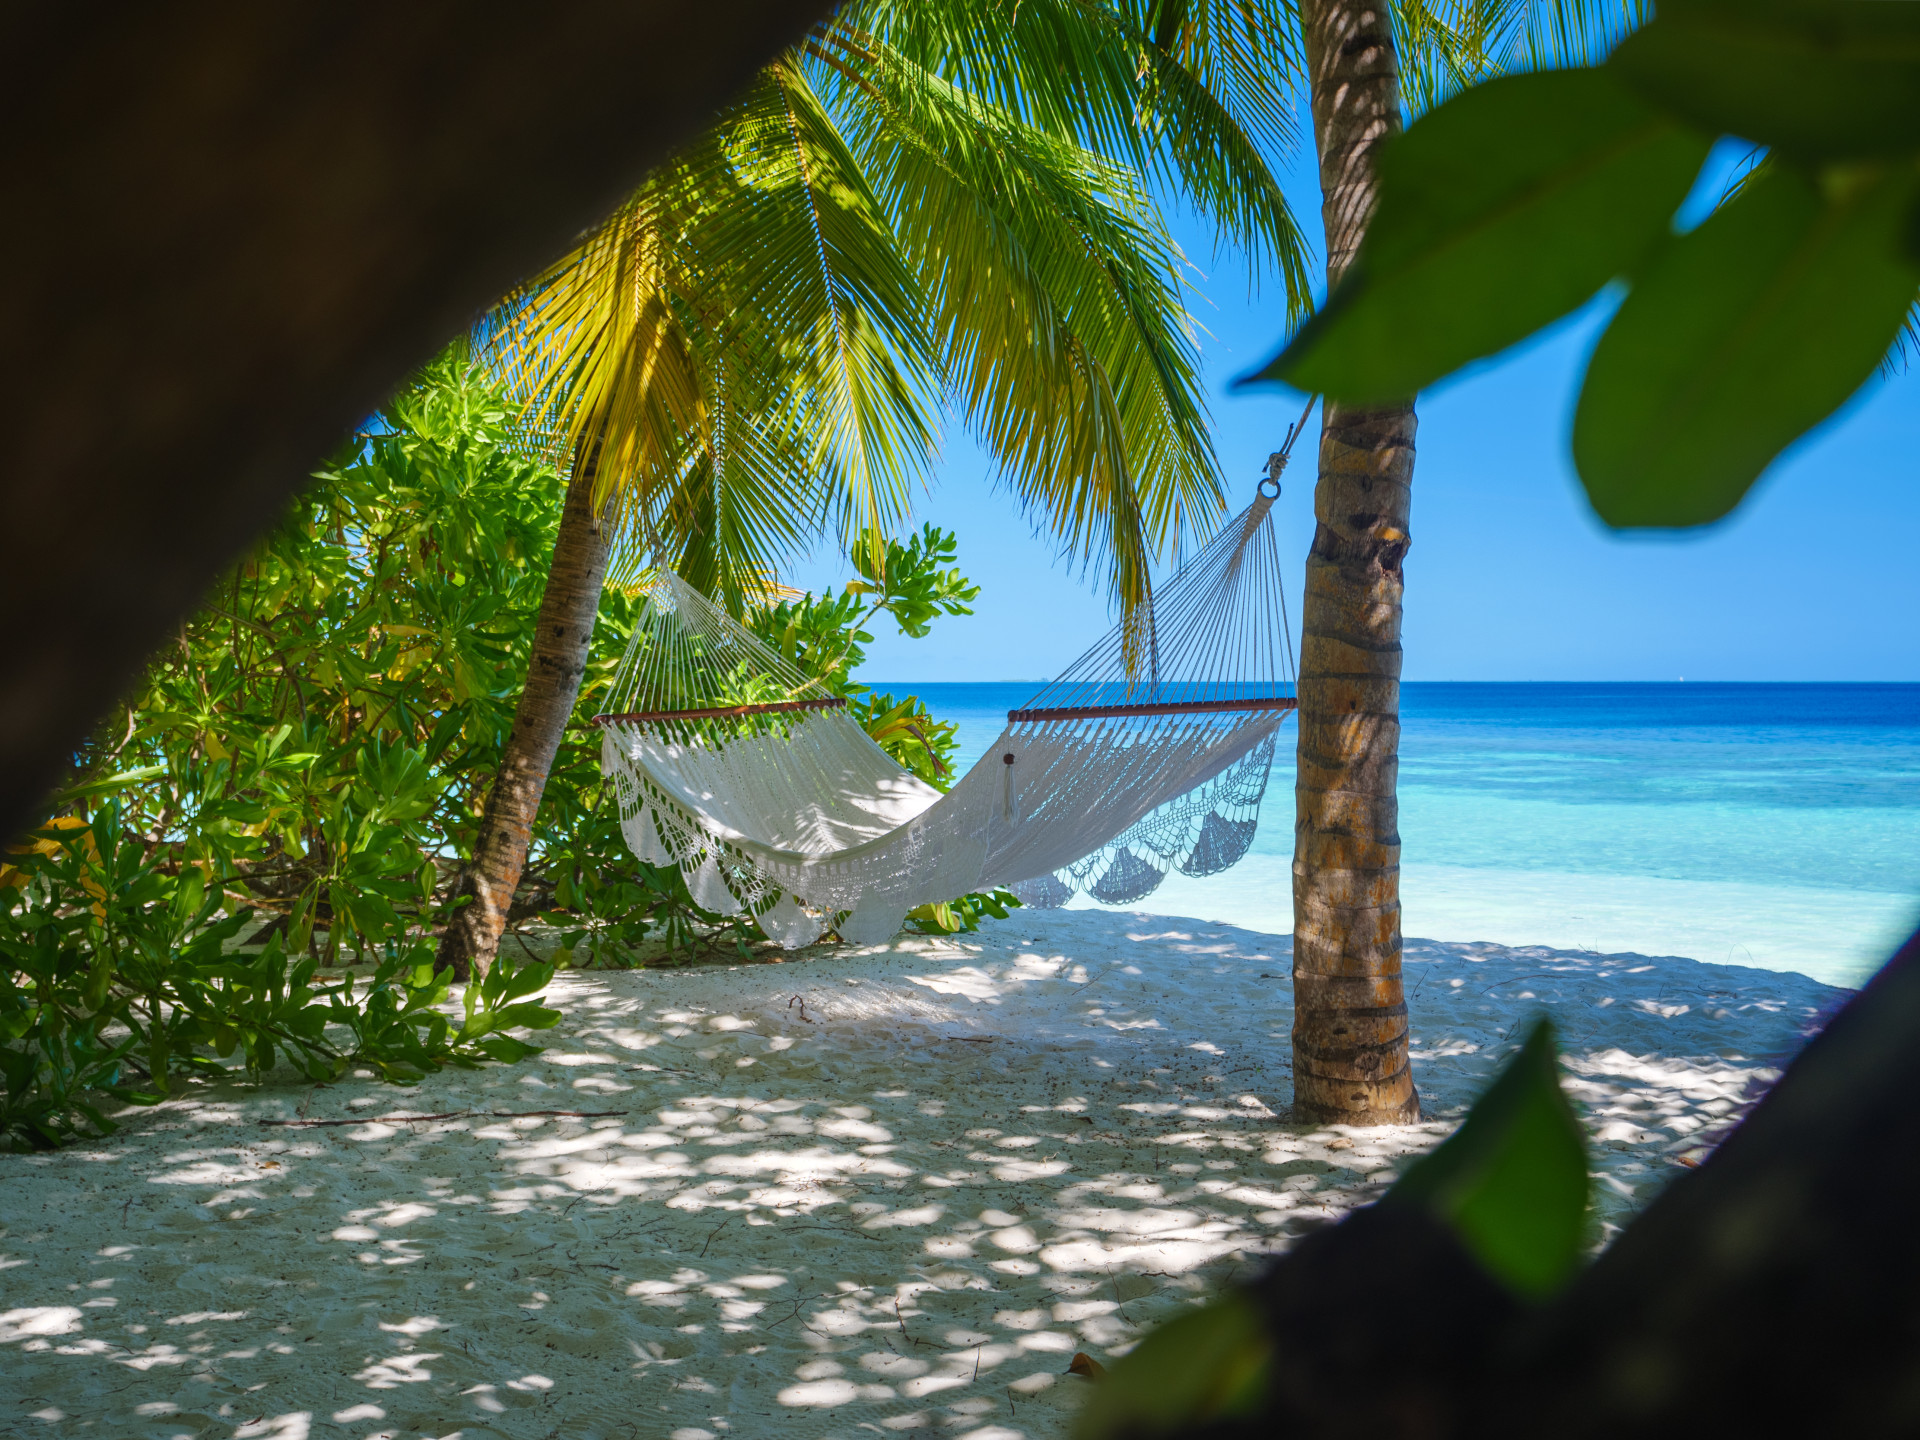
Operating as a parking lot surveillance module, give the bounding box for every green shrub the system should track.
[1,353,990,1147]
[0,800,560,1150]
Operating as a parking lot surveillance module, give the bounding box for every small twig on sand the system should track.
[258,1108,627,1128]
[895,1298,933,1349]
[788,994,814,1023]
[765,1295,809,1330]
[768,1224,882,1242]
[700,1217,731,1259]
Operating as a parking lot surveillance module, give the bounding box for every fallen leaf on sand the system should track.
[1068,1352,1108,1381]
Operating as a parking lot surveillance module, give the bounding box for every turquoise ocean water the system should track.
[872,681,1920,988]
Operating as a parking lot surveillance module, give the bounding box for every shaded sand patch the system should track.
[0,910,1843,1438]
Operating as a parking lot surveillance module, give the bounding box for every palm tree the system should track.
[1288,0,1424,1125]
[433,2,1314,979]
[1286,0,1645,1123]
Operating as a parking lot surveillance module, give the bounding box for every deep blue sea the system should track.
[869,681,1920,988]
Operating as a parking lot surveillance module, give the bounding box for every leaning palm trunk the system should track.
[1291,0,1420,1124]
[436,449,611,980]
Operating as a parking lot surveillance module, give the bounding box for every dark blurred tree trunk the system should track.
[1291,0,1421,1124]
[437,449,610,981]
[0,0,830,844]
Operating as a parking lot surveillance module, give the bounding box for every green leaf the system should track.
[1387,1017,1587,1298]
[1574,164,1920,527]
[487,959,556,1006]
[70,1101,118,1136]
[1070,1289,1268,1440]
[82,954,113,1014]
[476,1036,540,1063]
[287,894,314,956]
[490,1002,562,1032]
[1248,69,1711,402]
[1612,0,1920,161]
[49,765,168,806]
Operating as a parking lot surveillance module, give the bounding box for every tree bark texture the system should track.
[436,454,612,981]
[1292,0,1421,1125]
[0,0,831,845]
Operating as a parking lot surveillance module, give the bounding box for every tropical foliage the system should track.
[1388,0,1650,113]
[0,360,566,1148]
[0,357,986,1149]
[488,0,1324,624]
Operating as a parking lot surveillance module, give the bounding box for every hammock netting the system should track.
[597,484,1296,949]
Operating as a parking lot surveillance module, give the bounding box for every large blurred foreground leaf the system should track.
[1387,1018,1588,1297]
[1611,0,1920,160]
[1575,163,1920,525]
[1076,924,1920,1436]
[1075,1018,1586,1438]
[1248,0,1920,529]
[1071,1290,1270,1438]
[1261,70,1710,404]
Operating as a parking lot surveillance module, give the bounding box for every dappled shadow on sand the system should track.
[0,913,1841,1438]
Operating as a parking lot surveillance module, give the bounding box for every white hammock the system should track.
[598,481,1296,949]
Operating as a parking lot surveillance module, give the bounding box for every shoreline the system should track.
[0,910,1848,1439]
[1080,857,1911,990]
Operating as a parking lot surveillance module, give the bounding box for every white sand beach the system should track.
[0,910,1847,1440]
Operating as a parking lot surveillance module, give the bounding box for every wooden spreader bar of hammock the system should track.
[1008,697,1297,723]
[592,698,847,725]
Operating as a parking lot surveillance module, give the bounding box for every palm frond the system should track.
[828,0,1314,318]
[485,63,941,608]
[1392,0,1651,115]
[1880,296,1920,380]
[490,1,1361,638]
[700,60,943,574]
[820,32,1227,616]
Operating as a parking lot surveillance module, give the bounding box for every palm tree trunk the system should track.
[1291,0,1420,1125]
[436,448,610,981]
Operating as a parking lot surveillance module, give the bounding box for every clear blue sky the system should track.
[792,138,1920,684]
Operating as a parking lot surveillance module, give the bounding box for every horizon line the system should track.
[857,677,1920,685]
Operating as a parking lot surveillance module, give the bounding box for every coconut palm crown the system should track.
[490,0,1323,620]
